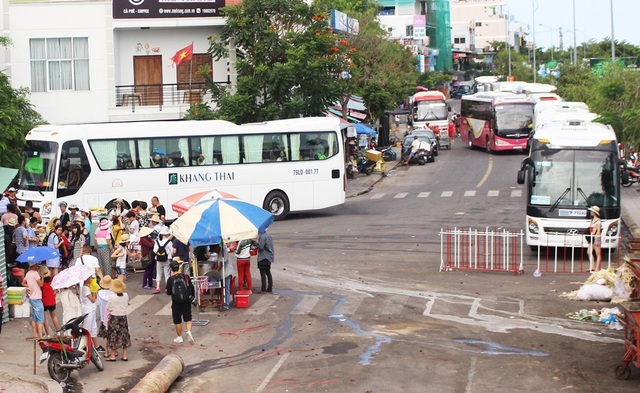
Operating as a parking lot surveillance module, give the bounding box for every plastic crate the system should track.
[235,290,251,308]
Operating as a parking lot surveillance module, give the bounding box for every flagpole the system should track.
[188,41,194,102]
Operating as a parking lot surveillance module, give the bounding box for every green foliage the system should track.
[0,38,45,168]
[183,102,216,120]
[201,0,350,123]
[416,71,452,89]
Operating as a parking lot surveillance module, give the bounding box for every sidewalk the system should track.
[620,186,640,238]
[345,146,402,199]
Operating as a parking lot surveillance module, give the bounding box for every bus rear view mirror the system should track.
[517,169,526,184]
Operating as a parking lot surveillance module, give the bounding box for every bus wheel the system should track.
[263,191,289,221]
[468,133,473,149]
[485,137,492,154]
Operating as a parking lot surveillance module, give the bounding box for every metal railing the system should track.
[440,227,524,274]
[115,81,229,112]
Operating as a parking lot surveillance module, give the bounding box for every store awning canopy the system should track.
[354,123,376,137]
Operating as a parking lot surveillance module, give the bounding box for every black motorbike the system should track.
[402,148,431,166]
[357,156,378,175]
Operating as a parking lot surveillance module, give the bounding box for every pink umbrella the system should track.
[171,189,238,216]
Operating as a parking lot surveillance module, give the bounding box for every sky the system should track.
[503,0,638,51]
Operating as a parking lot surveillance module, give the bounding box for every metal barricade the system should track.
[533,232,621,273]
[440,227,524,274]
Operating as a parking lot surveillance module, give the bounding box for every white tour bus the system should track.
[517,121,620,250]
[13,117,345,221]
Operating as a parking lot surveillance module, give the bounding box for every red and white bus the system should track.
[409,88,450,148]
[459,91,534,153]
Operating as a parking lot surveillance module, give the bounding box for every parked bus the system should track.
[459,91,534,153]
[517,121,620,250]
[409,89,450,148]
[12,117,345,222]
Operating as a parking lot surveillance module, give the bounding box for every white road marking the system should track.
[370,193,384,199]
[394,192,408,199]
[256,352,290,392]
[465,357,477,393]
[340,296,365,316]
[155,300,172,316]
[128,295,153,314]
[464,190,476,197]
[511,189,522,197]
[487,190,499,197]
[417,192,431,198]
[245,294,279,315]
[441,191,453,197]
[292,295,320,315]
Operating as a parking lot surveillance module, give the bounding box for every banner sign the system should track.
[113,0,225,19]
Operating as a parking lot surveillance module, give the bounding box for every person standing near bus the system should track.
[94,218,114,277]
[587,206,602,272]
[256,230,274,294]
[235,239,253,291]
[58,201,71,229]
[150,196,166,223]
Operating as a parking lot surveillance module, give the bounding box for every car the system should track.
[450,84,473,99]
[401,135,435,163]
[411,129,439,156]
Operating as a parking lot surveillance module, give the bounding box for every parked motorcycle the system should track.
[357,156,378,175]
[377,146,396,162]
[620,159,640,187]
[39,314,104,383]
[401,148,431,166]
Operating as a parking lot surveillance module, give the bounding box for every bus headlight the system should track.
[528,218,539,234]
[42,202,52,216]
[607,222,619,237]
[494,139,508,146]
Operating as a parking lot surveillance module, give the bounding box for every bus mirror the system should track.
[517,169,525,184]
[448,105,452,112]
[528,166,536,184]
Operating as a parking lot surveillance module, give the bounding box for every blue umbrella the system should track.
[170,198,274,247]
[16,246,60,263]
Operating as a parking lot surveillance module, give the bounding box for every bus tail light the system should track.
[42,202,52,216]
[528,218,539,234]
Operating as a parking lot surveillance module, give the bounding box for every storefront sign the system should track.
[113,0,225,19]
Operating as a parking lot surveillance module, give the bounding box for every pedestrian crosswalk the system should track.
[367,189,523,200]
[147,291,412,318]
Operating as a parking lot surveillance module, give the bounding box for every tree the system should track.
[200,0,352,123]
[0,37,45,168]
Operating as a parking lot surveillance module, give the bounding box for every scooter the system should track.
[357,156,378,175]
[39,314,104,383]
[620,159,640,187]
[402,148,431,166]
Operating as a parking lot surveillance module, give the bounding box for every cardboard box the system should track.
[235,290,251,308]
[10,302,31,318]
[7,287,27,305]
[366,149,382,163]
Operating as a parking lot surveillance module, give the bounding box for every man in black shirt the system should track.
[151,196,166,222]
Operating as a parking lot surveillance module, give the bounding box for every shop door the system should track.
[134,56,163,106]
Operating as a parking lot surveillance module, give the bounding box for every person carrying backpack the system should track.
[166,261,194,344]
[152,227,173,294]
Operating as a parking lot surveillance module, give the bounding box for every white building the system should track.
[1,0,237,124]
[450,0,507,54]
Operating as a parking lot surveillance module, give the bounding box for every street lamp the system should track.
[503,5,512,78]
[610,0,615,63]
[572,0,577,65]
[532,0,537,83]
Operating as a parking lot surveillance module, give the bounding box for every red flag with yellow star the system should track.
[172,43,193,66]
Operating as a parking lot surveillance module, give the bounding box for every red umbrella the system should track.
[171,189,238,216]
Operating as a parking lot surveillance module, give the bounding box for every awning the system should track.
[0,167,18,192]
[354,123,376,137]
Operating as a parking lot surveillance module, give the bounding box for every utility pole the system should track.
[532,0,536,83]
[610,0,616,63]
[572,0,577,65]
[559,28,563,51]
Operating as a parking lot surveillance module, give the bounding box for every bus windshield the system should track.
[495,104,534,137]
[529,149,618,208]
[17,141,58,192]
[414,101,448,121]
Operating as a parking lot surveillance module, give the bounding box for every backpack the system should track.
[171,274,191,303]
[155,239,169,262]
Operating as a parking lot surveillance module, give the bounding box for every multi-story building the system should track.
[450,0,508,54]
[1,0,238,124]
[376,0,452,72]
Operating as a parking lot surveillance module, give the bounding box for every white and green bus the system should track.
[13,117,345,221]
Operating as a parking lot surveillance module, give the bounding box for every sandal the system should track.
[121,357,128,361]
[106,358,117,362]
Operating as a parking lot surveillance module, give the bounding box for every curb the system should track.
[0,371,62,393]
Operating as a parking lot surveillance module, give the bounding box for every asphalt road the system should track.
[3,136,636,392]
